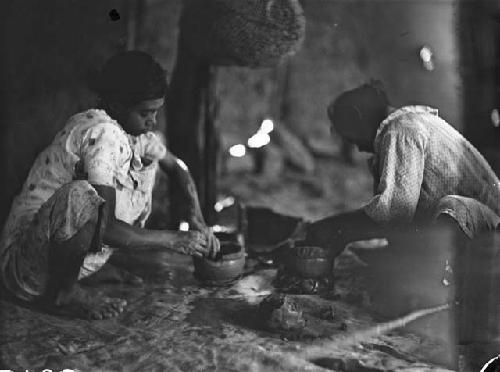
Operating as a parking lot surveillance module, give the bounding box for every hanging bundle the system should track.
[180,0,306,67]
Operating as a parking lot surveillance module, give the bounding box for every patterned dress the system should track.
[364,106,500,238]
[0,109,166,300]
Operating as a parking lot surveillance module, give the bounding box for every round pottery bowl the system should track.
[284,244,333,279]
[193,242,245,286]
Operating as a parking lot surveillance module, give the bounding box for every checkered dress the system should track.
[364,106,500,238]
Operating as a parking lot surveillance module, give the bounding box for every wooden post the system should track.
[126,0,145,50]
[166,45,217,227]
[203,66,218,226]
[458,1,500,155]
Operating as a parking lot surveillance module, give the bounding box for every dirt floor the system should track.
[0,157,467,371]
[0,255,455,372]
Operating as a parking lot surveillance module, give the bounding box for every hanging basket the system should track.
[180,0,306,67]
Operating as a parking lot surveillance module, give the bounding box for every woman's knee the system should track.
[43,181,105,244]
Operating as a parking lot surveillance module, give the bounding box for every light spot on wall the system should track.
[247,132,270,148]
[419,45,434,71]
[259,119,274,134]
[229,144,246,157]
[214,196,235,212]
[491,109,500,127]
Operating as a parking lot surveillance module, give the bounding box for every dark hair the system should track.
[328,81,390,132]
[92,51,168,106]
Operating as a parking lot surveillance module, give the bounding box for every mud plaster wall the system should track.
[212,0,461,152]
[0,0,461,227]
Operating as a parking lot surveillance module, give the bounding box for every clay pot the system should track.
[284,243,333,279]
[193,242,246,286]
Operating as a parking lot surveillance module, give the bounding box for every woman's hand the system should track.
[188,217,220,258]
[204,227,221,259]
[169,231,209,258]
[189,222,220,259]
[304,210,384,259]
[304,218,346,258]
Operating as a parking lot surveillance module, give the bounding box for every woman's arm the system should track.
[304,208,386,258]
[159,153,206,230]
[158,152,220,257]
[93,184,208,257]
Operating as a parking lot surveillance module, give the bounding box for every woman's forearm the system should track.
[305,208,386,254]
[92,183,174,250]
[103,217,176,251]
[334,209,386,243]
[161,157,206,228]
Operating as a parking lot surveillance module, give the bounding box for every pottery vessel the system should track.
[193,241,245,286]
[284,243,333,279]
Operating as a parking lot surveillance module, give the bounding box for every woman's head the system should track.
[327,82,390,153]
[93,51,168,135]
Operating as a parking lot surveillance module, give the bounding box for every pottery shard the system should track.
[259,294,306,331]
[272,124,315,174]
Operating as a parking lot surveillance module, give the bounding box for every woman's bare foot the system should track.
[48,284,127,320]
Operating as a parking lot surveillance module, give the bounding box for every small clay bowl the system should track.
[284,243,333,279]
[193,242,245,286]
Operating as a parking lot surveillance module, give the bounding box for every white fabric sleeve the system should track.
[133,131,167,161]
[81,123,127,186]
[364,130,427,224]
